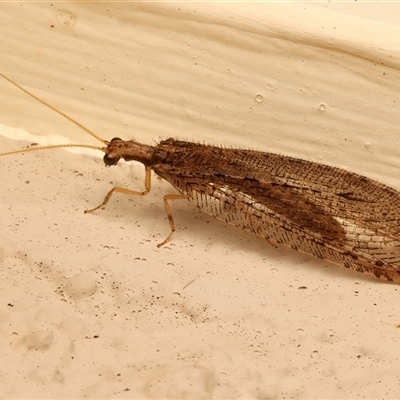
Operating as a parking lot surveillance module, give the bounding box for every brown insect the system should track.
[2,72,400,282]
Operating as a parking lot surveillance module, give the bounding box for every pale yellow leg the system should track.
[85,166,152,213]
[157,194,186,247]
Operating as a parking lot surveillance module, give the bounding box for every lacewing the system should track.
[2,72,400,282]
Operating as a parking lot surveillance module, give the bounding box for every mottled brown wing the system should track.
[153,140,400,281]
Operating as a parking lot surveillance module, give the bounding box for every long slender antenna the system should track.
[0,72,107,145]
[0,143,105,158]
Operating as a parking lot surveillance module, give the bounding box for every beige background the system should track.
[1,2,400,399]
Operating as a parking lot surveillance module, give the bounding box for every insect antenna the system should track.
[0,143,105,158]
[0,72,108,157]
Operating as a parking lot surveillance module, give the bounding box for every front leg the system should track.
[84,166,152,213]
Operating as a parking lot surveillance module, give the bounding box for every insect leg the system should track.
[84,166,152,213]
[157,194,186,247]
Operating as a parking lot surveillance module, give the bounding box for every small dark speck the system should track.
[25,181,30,184]
[298,286,307,290]
[7,303,14,307]
[93,335,99,338]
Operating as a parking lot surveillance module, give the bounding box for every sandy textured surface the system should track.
[1,3,400,399]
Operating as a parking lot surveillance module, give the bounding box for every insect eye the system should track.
[103,154,120,166]
[110,137,122,143]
